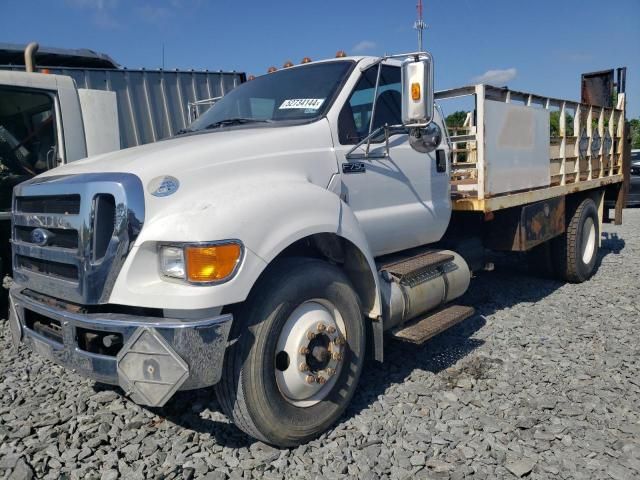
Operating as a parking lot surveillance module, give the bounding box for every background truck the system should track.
[0,42,245,289]
[7,50,629,447]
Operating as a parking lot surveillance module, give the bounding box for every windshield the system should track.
[186,61,353,132]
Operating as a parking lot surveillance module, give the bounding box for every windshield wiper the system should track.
[203,118,272,130]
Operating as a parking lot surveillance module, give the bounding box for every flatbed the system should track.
[436,84,627,213]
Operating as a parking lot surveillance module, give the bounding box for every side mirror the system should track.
[409,123,442,153]
[401,54,434,127]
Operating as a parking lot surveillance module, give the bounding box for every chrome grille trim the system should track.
[13,242,79,264]
[16,194,81,214]
[12,173,145,304]
[12,212,83,230]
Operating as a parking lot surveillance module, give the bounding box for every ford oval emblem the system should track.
[31,228,52,246]
[148,176,180,197]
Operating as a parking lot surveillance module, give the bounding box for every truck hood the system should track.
[36,120,339,233]
[42,120,336,186]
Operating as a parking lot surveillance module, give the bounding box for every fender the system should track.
[109,178,382,318]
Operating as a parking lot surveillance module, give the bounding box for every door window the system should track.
[339,65,403,144]
[0,87,57,177]
[0,87,57,212]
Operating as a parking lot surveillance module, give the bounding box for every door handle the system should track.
[435,149,447,173]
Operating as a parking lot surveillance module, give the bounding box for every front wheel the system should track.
[215,258,365,447]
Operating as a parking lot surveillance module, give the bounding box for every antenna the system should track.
[414,0,427,51]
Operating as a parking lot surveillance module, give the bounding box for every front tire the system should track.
[215,258,365,447]
[552,198,600,283]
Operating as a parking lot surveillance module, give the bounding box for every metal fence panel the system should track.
[3,66,245,149]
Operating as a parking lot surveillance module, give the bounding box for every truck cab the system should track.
[8,52,627,447]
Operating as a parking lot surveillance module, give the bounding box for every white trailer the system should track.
[8,51,629,447]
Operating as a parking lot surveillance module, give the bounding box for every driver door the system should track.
[334,63,451,257]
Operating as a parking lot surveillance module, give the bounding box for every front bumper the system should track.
[9,287,232,407]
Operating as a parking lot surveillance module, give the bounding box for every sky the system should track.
[3,0,640,118]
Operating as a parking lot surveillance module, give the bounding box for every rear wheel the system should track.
[215,258,365,447]
[551,198,600,283]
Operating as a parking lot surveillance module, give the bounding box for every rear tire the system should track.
[551,198,600,283]
[215,258,365,447]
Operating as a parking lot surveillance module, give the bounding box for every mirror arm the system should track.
[435,103,452,150]
[359,51,431,72]
[346,126,386,159]
[385,124,390,155]
[365,63,383,157]
[345,124,406,160]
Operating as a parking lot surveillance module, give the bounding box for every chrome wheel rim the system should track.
[581,217,596,265]
[274,300,347,407]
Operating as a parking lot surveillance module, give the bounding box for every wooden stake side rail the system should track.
[435,85,626,213]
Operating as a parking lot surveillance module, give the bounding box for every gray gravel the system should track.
[2,209,639,479]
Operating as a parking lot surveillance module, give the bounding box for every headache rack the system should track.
[436,84,627,213]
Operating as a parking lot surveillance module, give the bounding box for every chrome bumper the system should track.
[9,287,232,407]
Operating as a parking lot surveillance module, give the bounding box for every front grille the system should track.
[12,173,145,305]
[16,194,80,214]
[92,194,116,260]
[16,255,79,281]
[14,226,79,249]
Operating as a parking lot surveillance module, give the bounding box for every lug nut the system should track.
[327,325,336,334]
[334,336,345,346]
[316,376,327,384]
[326,368,336,376]
[317,322,326,332]
[299,346,310,355]
[331,352,343,361]
[306,331,316,340]
[299,362,309,372]
[305,375,315,384]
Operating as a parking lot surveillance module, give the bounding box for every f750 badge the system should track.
[342,162,366,174]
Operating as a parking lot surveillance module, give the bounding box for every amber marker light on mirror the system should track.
[411,82,421,101]
[185,243,243,283]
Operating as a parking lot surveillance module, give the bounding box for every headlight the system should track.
[159,246,186,279]
[159,241,243,284]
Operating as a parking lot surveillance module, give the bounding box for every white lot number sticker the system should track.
[279,98,325,110]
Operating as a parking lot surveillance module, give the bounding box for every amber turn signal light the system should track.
[411,82,421,101]
[185,243,242,283]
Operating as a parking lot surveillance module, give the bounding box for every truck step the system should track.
[390,305,475,345]
[379,250,454,286]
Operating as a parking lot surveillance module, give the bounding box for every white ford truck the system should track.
[8,52,629,446]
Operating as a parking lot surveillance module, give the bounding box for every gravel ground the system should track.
[1,209,639,480]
